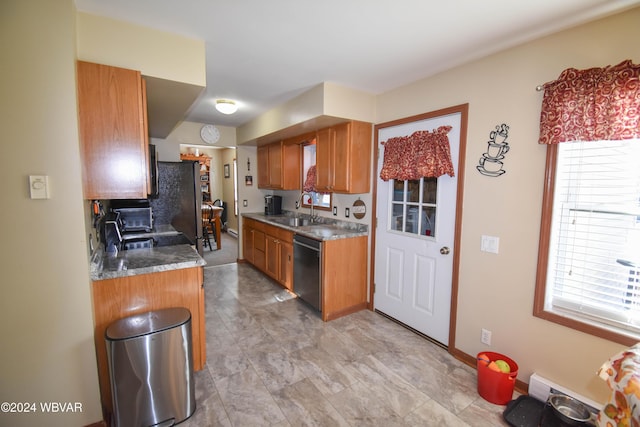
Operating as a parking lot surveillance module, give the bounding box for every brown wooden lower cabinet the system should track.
[322,235,368,321]
[243,217,367,321]
[91,266,205,419]
[265,225,294,291]
[245,218,291,288]
[279,240,293,291]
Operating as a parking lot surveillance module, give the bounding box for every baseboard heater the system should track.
[528,372,602,414]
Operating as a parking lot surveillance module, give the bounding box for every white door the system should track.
[374,107,465,346]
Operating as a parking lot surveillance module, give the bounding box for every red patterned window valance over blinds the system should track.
[380,125,455,181]
[539,59,640,145]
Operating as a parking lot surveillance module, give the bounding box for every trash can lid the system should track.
[105,307,191,341]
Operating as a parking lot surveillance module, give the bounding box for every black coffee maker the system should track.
[264,195,282,215]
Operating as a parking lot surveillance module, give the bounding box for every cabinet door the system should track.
[279,241,293,291]
[77,61,149,199]
[315,127,334,192]
[332,122,351,192]
[243,220,255,264]
[253,229,266,271]
[265,234,279,279]
[316,121,372,194]
[257,145,270,188]
[321,236,368,321]
[268,142,283,188]
[258,142,287,189]
[343,121,372,193]
[196,267,206,368]
[282,142,301,190]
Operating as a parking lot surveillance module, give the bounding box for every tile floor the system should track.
[182,263,512,426]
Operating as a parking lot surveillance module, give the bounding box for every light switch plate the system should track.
[481,235,499,254]
[29,175,49,199]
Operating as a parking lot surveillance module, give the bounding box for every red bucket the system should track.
[476,351,518,405]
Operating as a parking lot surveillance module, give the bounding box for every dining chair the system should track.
[201,204,213,250]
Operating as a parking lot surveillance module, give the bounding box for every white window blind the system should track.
[547,140,640,336]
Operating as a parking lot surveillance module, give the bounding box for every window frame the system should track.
[301,139,331,211]
[534,143,639,346]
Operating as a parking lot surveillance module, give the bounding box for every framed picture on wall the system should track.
[224,164,230,178]
[200,173,209,182]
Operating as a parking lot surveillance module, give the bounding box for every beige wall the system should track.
[220,149,239,234]
[154,121,237,162]
[376,7,640,403]
[76,12,206,86]
[236,145,264,255]
[0,1,102,426]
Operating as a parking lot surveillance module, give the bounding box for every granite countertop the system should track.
[91,244,206,281]
[243,212,368,241]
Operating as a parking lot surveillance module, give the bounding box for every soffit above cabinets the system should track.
[144,76,205,139]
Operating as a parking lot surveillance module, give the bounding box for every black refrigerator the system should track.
[149,161,204,255]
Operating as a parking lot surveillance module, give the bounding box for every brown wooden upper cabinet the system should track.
[77,61,150,200]
[257,140,300,190]
[316,121,372,194]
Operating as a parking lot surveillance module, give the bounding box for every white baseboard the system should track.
[529,372,601,411]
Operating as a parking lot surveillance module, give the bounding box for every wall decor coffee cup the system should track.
[477,123,510,177]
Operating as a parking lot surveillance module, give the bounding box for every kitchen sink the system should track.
[287,217,310,227]
[271,216,311,227]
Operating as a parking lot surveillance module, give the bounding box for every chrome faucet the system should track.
[296,191,315,222]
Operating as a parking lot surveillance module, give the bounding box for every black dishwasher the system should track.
[293,235,322,311]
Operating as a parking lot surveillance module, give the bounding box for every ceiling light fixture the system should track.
[215,99,238,115]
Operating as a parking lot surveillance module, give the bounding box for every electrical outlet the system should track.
[345,207,350,217]
[295,201,300,209]
[481,328,492,345]
[333,206,337,216]
[242,200,248,207]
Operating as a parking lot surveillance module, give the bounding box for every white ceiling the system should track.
[75,0,640,129]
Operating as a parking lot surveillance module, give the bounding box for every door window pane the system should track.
[393,180,404,201]
[422,206,436,236]
[423,177,437,204]
[389,178,438,238]
[391,203,404,232]
[406,206,420,234]
[407,180,420,203]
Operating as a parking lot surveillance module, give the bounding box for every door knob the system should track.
[440,246,450,255]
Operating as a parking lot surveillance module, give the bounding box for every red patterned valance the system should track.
[539,60,640,144]
[380,125,455,181]
[303,165,316,192]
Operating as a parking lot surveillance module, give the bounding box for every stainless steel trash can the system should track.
[106,307,195,427]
